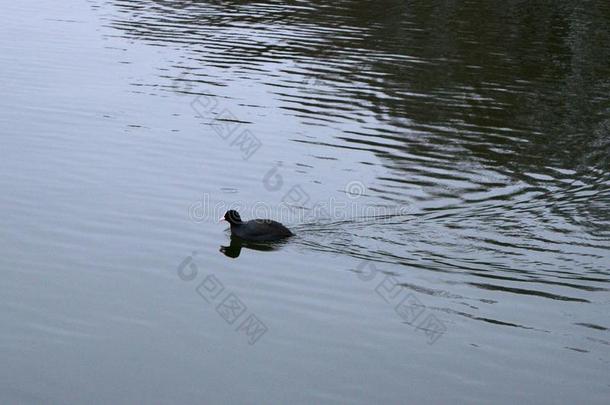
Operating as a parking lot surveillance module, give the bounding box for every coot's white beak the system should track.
[218,215,225,222]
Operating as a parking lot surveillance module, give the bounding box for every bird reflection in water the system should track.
[220,235,288,258]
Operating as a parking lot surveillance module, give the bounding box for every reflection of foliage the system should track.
[291,59,373,89]
[577,119,610,173]
[113,0,610,177]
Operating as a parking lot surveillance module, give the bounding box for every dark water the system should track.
[2,0,609,403]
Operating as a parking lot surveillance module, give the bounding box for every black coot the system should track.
[220,210,294,242]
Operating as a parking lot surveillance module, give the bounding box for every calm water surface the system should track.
[1,0,609,403]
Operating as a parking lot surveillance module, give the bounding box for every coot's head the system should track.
[220,210,242,225]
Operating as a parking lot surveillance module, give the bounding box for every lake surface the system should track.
[1,0,609,403]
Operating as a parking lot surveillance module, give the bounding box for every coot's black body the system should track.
[221,210,294,242]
